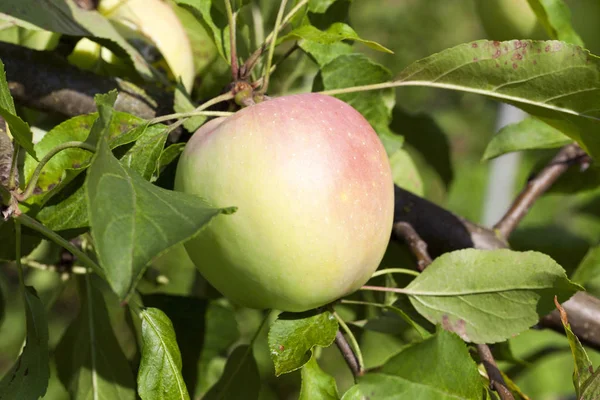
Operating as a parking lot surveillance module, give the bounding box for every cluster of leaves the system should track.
[0,0,599,399]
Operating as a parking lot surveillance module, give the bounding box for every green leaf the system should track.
[142,294,211,392]
[308,0,339,13]
[35,122,169,232]
[342,373,461,400]
[299,354,339,400]
[319,53,395,149]
[174,86,206,133]
[279,23,392,54]
[0,59,35,158]
[0,219,41,261]
[0,286,49,399]
[389,107,453,188]
[198,302,239,394]
[86,136,231,299]
[154,143,186,182]
[0,0,153,79]
[392,40,600,159]
[84,91,118,149]
[204,345,260,400]
[300,40,353,68]
[389,148,424,197]
[527,0,585,46]
[554,300,594,397]
[581,369,600,399]
[175,0,230,62]
[55,276,135,399]
[268,310,338,376]
[483,117,572,160]
[138,308,190,400]
[572,245,600,297]
[404,249,581,343]
[382,328,485,398]
[118,125,169,181]
[22,111,145,212]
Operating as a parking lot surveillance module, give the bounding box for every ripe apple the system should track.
[175,93,395,312]
[475,0,546,41]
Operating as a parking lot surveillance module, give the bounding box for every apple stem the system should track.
[224,0,239,80]
[259,0,288,94]
[333,311,364,378]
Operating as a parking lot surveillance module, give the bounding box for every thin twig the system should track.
[224,0,239,80]
[333,311,364,377]
[260,0,288,94]
[393,222,433,271]
[493,143,588,238]
[477,344,515,400]
[241,0,308,79]
[334,331,360,378]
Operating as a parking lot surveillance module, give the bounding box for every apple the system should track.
[175,93,395,312]
[475,0,546,41]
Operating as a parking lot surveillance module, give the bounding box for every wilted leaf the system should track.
[86,136,232,299]
[299,354,339,400]
[403,249,581,343]
[0,286,49,399]
[268,310,338,376]
[483,117,572,160]
[0,0,153,79]
[0,59,35,158]
[138,308,190,400]
[204,345,260,400]
[527,0,585,46]
[554,298,593,397]
[279,23,392,54]
[55,276,135,399]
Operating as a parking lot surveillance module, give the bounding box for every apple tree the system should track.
[0,0,599,399]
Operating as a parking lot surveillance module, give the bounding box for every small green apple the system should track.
[175,93,395,312]
[475,0,546,41]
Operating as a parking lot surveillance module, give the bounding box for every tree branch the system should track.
[393,222,432,271]
[389,213,512,398]
[334,330,361,378]
[477,344,515,400]
[1,42,172,119]
[494,143,589,238]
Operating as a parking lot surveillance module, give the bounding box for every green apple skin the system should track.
[475,0,546,41]
[175,93,395,312]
